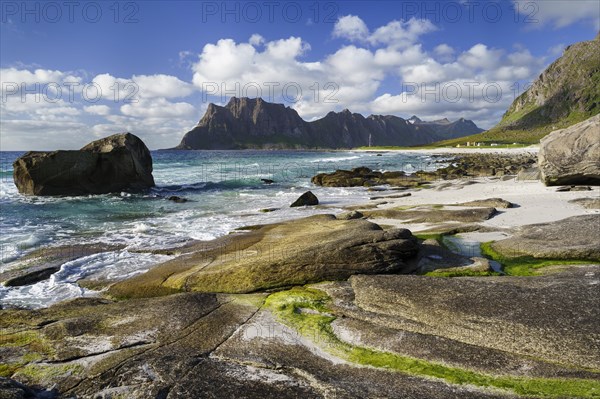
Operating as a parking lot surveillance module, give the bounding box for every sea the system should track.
[0,150,442,308]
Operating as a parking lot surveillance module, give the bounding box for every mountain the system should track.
[175,97,483,150]
[408,117,483,140]
[433,33,600,146]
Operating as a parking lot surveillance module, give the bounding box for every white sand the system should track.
[356,145,540,155]
[361,177,599,234]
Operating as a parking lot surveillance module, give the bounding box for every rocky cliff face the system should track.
[498,33,600,132]
[175,97,483,149]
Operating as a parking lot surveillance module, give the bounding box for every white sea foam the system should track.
[310,155,361,163]
[0,251,173,308]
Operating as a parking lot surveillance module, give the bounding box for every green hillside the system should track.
[430,33,600,147]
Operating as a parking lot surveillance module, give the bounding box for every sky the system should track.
[1,0,599,150]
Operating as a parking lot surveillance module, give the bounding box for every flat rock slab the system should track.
[0,293,268,399]
[454,198,513,208]
[364,206,498,223]
[492,214,600,260]
[108,214,419,297]
[347,266,600,370]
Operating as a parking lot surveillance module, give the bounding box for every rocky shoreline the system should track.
[2,149,600,399]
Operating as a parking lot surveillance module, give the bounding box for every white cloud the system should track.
[1,15,554,149]
[368,18,437,47]
[333,15,369,41]
[132,74,195,98]
[249,34,265,46]
[434,44,455,62]
[333,15,437,48]
[513,0,600,29]
[120,97,195,118]
[84,105,112,116]
[0,68,81,89]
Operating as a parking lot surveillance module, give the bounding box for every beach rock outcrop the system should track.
[491,214,600,260]
[290,191,318,207]
[311,167,422,187]
[13,133,155,196]
[538,114,600,186]
[108,214,419,297]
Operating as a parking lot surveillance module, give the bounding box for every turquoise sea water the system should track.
[0,150,441,308]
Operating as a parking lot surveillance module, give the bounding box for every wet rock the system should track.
[13,133,155,196]
[539,114,600,186]
[167,195,188,203]
[311,168,419,188]
[290,191,318,207]
[0,244,123,287]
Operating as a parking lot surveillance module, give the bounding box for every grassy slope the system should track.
[423,35,600,148]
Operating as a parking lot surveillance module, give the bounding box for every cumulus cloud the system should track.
[1,67,199,150]
[333,15,437,48]
[120,97,195,118]
[84,105,112,116]
[332,15,369,41]
[249,34,265,46]
[1,14,554,149]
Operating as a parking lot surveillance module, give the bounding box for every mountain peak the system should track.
[175,97,483,149]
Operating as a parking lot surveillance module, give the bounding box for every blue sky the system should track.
[1,0,599,150]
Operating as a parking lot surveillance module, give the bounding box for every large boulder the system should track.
[538,114,600,186]
[13,133,155,195]
[108,214,419,297]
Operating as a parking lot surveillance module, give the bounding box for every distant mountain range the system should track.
[434,32,600,146]
[174,97,483,150]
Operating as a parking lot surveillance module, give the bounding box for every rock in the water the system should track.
[108,214,419,297]
[538,114,600,186]
[167,195,188,203]
[13,133,155,196]
[261,178,274,184]
[492,214,600,260]
[290,191,318,207]
[311,167,417,188]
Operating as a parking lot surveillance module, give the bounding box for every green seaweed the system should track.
[480,242,594,276]
[266,286,600,398]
